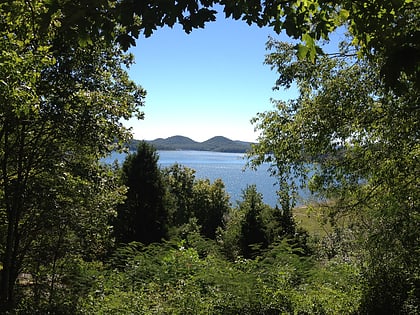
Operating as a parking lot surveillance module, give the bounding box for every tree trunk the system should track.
[0,212,18,311]
[0,122,24,311]
[0,124,16,311]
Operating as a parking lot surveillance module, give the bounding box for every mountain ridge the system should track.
[129,135,253,153]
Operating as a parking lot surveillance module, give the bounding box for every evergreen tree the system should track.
[263,205,296,245]
[114,142,168,245]
[238,185,268,258]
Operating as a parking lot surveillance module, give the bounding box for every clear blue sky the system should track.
[125,12,298,142]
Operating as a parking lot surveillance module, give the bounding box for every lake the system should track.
[105,150,304,207]
[159,150,279,206]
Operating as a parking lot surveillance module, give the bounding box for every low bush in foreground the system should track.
[59,240,362,314]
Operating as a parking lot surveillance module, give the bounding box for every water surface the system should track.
[106,150,280,206]
[158,151,279,206]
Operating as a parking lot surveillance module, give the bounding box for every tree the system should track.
[0,1,144,309]
[162,163,196,227]
[220,184,303,260]
[263,205,295,244]
[2,0,417,311]
[248,38,419,312]
[162,164,230,240]
[192,178,230,239]
[113,142,169,245]
[236,185,269,259]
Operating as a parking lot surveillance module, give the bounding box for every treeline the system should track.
[6,141,363,314]
[1,136,417,313]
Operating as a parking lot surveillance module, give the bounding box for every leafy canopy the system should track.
[41,0,419,89]
[0,0,144,309]
[248,36,419,313]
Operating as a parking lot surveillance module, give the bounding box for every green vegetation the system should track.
[1,0,418,313]
[0,0,144,309]
[129,136,253,153]
[0,140,393,313]
[113,142,169,245]
[248,34,419,314]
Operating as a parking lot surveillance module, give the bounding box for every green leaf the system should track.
[297,43,309,59]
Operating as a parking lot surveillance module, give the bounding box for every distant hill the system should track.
[148,136,199,151]
[200,136,252,153]
[129,136,253,153]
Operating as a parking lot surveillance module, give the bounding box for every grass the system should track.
[293,205,331,237]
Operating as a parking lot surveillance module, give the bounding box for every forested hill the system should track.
[129,136,253,153]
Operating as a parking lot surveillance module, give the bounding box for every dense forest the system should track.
[1,0,419,314]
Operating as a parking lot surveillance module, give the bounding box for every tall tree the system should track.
[248,38,419,312]
[113,142,169,245]
[0,1,144,309]
[237,185,268,258]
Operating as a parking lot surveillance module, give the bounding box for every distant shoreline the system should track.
[129,135,254,153]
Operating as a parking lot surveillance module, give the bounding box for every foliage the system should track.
[0,1,144,309]
[163,164,197,227]
[163,164,230,240]
[248,38,419,313]
[14,257,105,315]
[219,185,308,260]
[75,239,361,314]
[217,201,244,260]
[2,0,417,312]
[113,142,169,245]
[38,0,420,90]
[237,185,269,258]
[290,258,363,314]
[192,178,230,239]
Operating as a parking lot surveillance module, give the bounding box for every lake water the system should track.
[159,151,279,206]
[105,150,298,207]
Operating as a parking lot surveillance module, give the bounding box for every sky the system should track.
[125,11,298,142]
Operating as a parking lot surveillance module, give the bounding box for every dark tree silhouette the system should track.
[114,142,168,245]
[238,185,268,258]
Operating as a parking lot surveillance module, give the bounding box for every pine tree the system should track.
[238,185,268,258]
[114,142,168,244]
